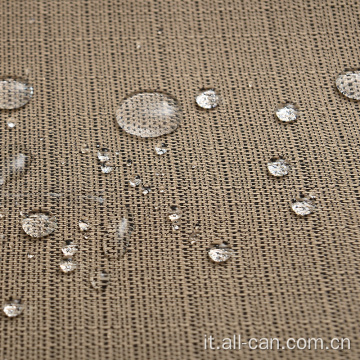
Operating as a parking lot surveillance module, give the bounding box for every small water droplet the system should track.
[116,92,181,137]
[0,78,33,109]
[267,158,290,177]
[135,40,141,49]
[126,159,133,167]
[336,70,360,100]
[97,149,110,162]
[59,258,77,273]
[172,224,179,230]
[291,199,315,216]
[275,104,299,122]
[28,18,35,24]
[62,242,78,257]
[101,163,114,174]
[80,144,90,154]
[168,205,181,221]
[79,219,90,232]
[154,142,168,155]
[129,175,141,187]
[7,120,16,129]
[21,212,57,238]
[103,217,132,258]
[3,299,24,317]
[27,253,35,259]
[208,245,234,263]
[90,269,110,290]
[196,89,219,109]
[142,186,151,195]
[0,151,31,186]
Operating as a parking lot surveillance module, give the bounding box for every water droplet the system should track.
[101,163,114,174]
[28,18,35,24]
[0,78,33,109]
[275,104,299,122]
[103,217,131,258]
[59,258,77,273]
[21,212,57,238]
[135,40,141,49]
[126,159,133,167]
[116,92,181,138]
[62,242,78,257]
[172,224,179,231]
[97,149,110,162]
[196,89,219,109]
[267,158,290,177]
[129,175,141,187]
[0,151,31,186]
[80,144,90,154]
[291,199,315,216]
[7,120,16,129]
[336,70,360,100]
[27,253,35,259]
[154,142,168,155]
[168,205,181,222]
[142,186,151,195]
[208,245,234,263]
[3,299,24,317]
[90,269,110,290]
[79,220,90,232]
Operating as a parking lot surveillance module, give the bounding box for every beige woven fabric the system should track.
[0,0,359,359]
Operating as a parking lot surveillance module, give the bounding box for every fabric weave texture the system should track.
[0,1,359,359]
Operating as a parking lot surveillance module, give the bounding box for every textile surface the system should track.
[0,0,359,359]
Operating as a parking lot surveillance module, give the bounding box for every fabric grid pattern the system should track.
[0,0,359,359]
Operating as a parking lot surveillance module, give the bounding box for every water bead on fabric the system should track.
[0,78,33,109]
[275,103,299,122]
[196,89,219,109]
[267,159,290,177]
[336,70,360,100]
[21,212,57,238]
[116,92,181,137]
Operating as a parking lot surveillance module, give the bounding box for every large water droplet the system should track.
[21,212,57,238]
[59,258,77,273]
[103,217,132,258]
[0,78,33,109]
[336,70,360,100]
[196,89,219,109]
[116,92,181,137]
[275,103,298,122]
[90,269,110,290]
[3,299,24,317]
[291,199,315,216]
[0,151,31,186]
[267,158,290,177]
[208,245,234,263]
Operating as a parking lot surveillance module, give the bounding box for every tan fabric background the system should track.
[0,0,359,359]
